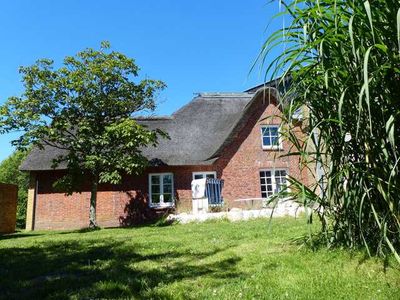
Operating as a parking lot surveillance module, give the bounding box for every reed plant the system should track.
[260,0,400,262]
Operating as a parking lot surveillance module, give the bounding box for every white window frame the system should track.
[259,169,288,199]
[260,125,282,150]
[148,173,174,208]
[192,171,217,181]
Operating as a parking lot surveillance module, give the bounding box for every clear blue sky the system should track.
[0,0,283,161]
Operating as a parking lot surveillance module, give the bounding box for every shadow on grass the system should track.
[0,238,241,299]
[0,233,45,241]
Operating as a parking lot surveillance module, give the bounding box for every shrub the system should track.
[260,0,400,262]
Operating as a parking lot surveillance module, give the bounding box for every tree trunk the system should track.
[89,177,99,228]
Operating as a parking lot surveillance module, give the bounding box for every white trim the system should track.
[259,168,289,199]
[260,125,283,150]
[192,171,217,181]
[148,173,174,208]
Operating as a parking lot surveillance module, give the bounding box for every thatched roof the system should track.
[20,87,278,171]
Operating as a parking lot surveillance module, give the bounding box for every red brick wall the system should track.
[33,165,215,230]
[31,94,307,230]
[0,183,18,233]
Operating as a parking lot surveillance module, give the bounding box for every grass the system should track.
[0,218,399,299]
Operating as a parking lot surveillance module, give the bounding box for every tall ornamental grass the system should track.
[260,0,400,261]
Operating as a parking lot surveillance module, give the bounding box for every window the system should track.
[261,125,281,149]
[192,171,217,181]
[149,173,174,207]
[259,169,287,198]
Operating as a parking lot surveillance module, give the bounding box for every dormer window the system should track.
[261,125,281,149]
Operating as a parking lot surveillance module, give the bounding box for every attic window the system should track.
[261,125,282,149]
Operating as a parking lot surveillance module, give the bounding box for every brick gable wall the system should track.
[29,95,308,230]
[214,95,308,206]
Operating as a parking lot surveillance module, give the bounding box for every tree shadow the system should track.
[0,238,241,299]
[119,191,175,227]
[0,233,44,241]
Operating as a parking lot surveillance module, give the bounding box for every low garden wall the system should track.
[168,200,305,224]
[0,183,18,233]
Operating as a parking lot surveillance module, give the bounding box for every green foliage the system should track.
[260,1,400,261]
[0,42,167,227]
[0,151,29,228]
[0,218,399,299]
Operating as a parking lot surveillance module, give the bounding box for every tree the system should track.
[0,42,167,228]
[260,1,400,261]
[0,150,29,228]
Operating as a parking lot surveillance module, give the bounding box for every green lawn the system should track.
[0,218,399,299]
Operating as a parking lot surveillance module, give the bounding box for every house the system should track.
[21,83,309,230]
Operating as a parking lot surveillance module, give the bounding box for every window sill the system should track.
[149,203,175,209]
[262,146,283,151]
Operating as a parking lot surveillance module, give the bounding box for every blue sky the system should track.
[0,0,283,161]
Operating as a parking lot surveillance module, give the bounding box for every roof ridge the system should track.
[197,92,252,98]
[134,116,173,120]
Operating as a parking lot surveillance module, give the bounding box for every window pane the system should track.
[269,127,278,137]
[194,173,216,180]
[163,194,172,203]
[261,192,267,198]
[163,175,172,185]
[151,176,160,184]
[151,185,160,194]
[262,127,269,135]
[275,170,286,177]
[163,184,172,193]
[263,137,271,146]
[152,194,160,203]
[276,179,287,192]
[260,178,265,184]
[271,136,279,146]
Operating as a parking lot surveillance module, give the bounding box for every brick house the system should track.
[21,84,309,230]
